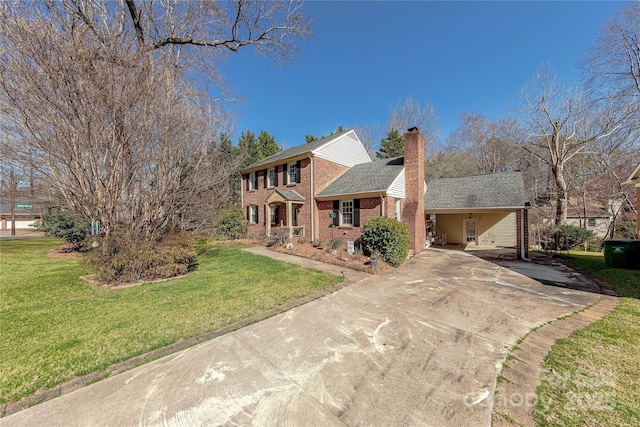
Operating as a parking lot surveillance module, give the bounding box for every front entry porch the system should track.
[265,189,306,238]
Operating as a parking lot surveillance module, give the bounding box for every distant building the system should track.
[0,198,48,230]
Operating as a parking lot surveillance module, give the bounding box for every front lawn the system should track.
[0,238,342,403]
[534,251,640,426]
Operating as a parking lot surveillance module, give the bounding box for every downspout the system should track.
[309,153,314,241]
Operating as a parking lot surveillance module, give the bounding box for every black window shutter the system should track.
[246,205,250,221]
[252,173,258,190]
[333,200,340,226]
[244,174,248,191]
[282,164,288,185]
[263,170,267,188]
[263,205,266,225]
[274,166,279,186]
[354,199,360,227]
[296,160,301,183]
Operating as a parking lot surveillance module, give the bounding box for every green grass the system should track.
[0,238,342,403]
[534,251,640,427]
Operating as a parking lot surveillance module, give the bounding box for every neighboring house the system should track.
[0,198,47,230]
[623,163,640,233]
[240,128,530,258]
[565,214,612,239]
[424,172,531,259]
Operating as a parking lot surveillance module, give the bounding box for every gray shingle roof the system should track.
[241,129,353,171]
[317,157,405,197]
[274,189,305,202]
[424,171,529,210]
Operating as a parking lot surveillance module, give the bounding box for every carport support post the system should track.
[516,209,529,260]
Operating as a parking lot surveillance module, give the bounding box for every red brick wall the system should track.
[316,197,383,245]
[243,156,351,240]
[243,159,314,236]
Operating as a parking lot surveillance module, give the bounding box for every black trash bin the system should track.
[603,240,640,269]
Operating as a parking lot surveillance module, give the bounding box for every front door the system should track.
[464,219,477,244]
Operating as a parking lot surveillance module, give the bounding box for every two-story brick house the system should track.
[240,127,531,258]
[240,129,372,243]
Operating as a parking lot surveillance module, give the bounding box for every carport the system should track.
[425,172,531,260]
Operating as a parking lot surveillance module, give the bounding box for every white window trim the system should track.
[340,200,354,226]
[248,172,257,190]
[267,168,276,188]
[394,198,401,221]
[249,205,259,224]
[288,163,297,184]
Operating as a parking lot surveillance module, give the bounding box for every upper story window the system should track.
[341,200,353,226]
[288,163,298,184]
[247,172,258,191]
[284,160,301,185]
[267,168,276,188]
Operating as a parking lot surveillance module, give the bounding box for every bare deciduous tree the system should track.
[518,67,635,225]
[0,1,311,237]
[446,112,523,174]
[387,97,440,158]
[582,2,640,101]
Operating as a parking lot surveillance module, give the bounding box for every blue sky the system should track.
[220,1,624,149]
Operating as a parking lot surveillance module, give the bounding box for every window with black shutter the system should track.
[295,160,301,183]
[263,170,267,188]
[332,201,340,226]
[282,164,288,185]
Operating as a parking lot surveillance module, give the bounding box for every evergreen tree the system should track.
[376,129,404,159]
[306,125,347,143]
[257,130,281,160]
[238,130,281,166]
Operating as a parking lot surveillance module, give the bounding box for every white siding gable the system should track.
[313,130,371,167]
[387,168,405,198]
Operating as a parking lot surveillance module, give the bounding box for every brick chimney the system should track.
[402,127,425,254]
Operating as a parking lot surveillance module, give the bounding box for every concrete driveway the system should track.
[3,248,599,427]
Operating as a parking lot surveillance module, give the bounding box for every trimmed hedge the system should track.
[362,217,410,267]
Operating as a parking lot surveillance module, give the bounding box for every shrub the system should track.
[85,231,197,283]
[36,202,89,250]
[362,217,410,267]
[538,225,595,252]
[214,206,248,240]
[614,221,639,239]
[268,227,290,247]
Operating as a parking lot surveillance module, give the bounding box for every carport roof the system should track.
[425,171,529,210]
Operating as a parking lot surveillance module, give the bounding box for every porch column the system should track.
[286,201,293,238]
[266,203,271,237]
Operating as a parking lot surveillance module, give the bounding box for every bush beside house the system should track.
[362,217,410,266]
